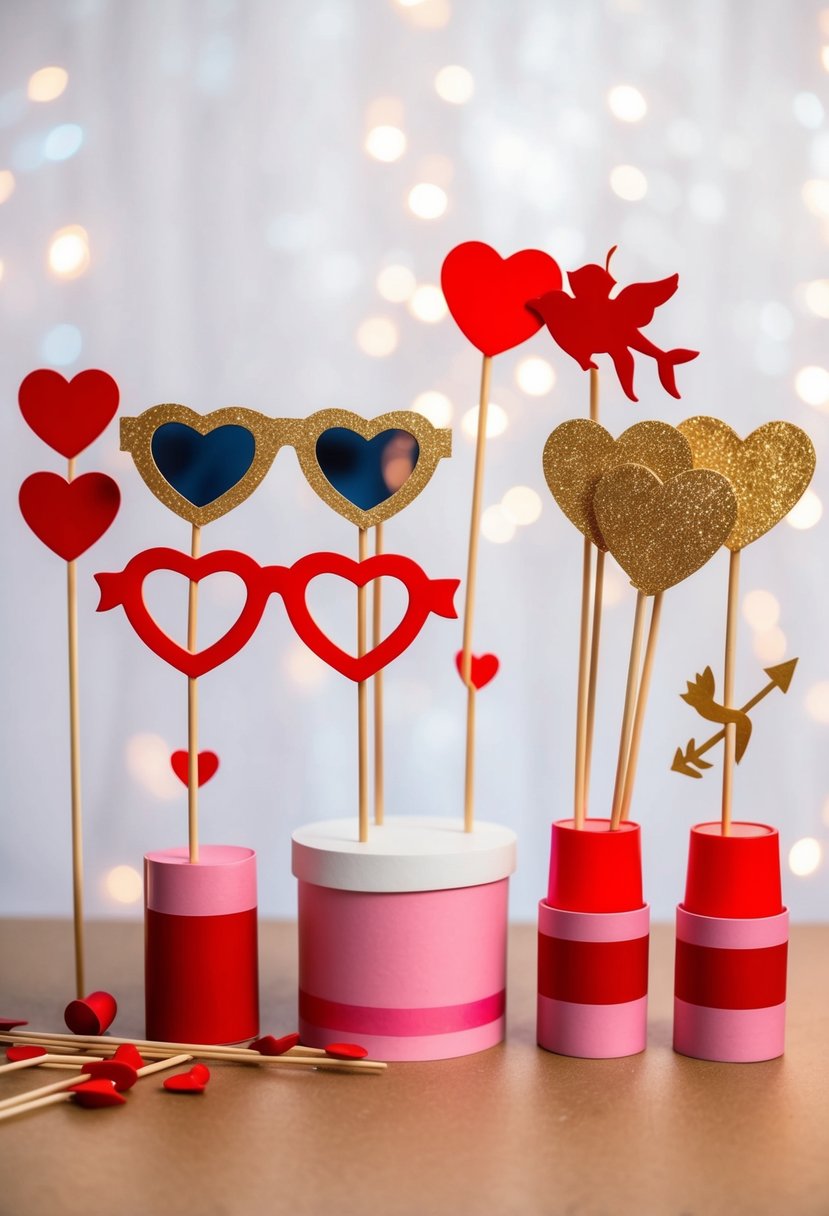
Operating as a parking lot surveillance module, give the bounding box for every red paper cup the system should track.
[144,845,259,1044]
[547,819,643,913]
[684,822,783,918]
[64,990,117,1035]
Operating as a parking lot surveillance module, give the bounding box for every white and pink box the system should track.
[292,816,517,1061]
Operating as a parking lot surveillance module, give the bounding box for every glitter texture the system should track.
[593,466,738,595]
[542,418,693,549]
[678,417,816,551]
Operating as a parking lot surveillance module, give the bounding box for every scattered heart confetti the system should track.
[170,750,220,787]
[81,1059,137,1091]
[112,1044,145,1070]
[19,471,120,561]
[19,368,120,459]
[455,651,500,690]
[324,1043,368,1061]
[0,1019,28,1032]
[6,1045,47,1062]
[251,1033,301,1057]
[70,1078,127,1109]
[163,1067,209,1093]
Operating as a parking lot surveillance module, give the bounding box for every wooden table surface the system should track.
[0,919,827,1216]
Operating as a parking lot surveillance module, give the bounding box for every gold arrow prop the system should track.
[672,658,797,778]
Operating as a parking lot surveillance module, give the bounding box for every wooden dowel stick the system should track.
[66,456,85,999]
[0,1092,73,1121]
[373,523,384,826]
[0,1053,101,1076]
[459,355,493,833]
[721,549,741,836]
[583,548,605,812]
[0,1030,326,1059]
[573,540,593,828]
[187,524,201,864]
[358,527,369,843]
[0,1068,100,1111]
[610,591,648,831]
[620,592,664,822]
[0,1054,191,1121]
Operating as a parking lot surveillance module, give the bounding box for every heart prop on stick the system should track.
[443,241,562,833]
[454,651,499,690]
[171,751,219,787]
[593,465,738,830]
[676,416,816,833]
[18,369,121,1000]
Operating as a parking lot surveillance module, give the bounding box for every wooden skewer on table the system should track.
[0,1053,101,1076]
[0,1054,191,1121]
[0,1030,325,1058]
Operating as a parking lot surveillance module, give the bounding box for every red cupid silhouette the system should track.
[527,247,698,401]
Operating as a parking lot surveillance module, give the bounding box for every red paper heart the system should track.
[0,1019,28,1032]
[19,368,120,458]
[190,1064,211,1085]
[81,1059,138,1091]
[113,1044,145,1070]
[95,548,274,678]
[70,1078,127,1108]
[324,1042,368,1060]
[20,472,120,560]
[171,750,219,787]
[275,552,459,683]
[163,1068,208,1093]
[6,1045,46,1062]
[455,651,500,690]
[441,242,562,357]
[250,1033,300,1057]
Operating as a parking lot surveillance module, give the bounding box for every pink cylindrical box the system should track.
[537,819,649,1058]
[145,845,259,1044]
[292,816,517,1062]
[674,821,788,1063]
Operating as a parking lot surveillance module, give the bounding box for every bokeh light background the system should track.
[1,0,827,921]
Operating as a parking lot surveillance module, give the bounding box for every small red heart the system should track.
[170,750,220,787]
[0,1018,28,1032]
[113,1044,145,1070]
[324,1042,368,1060]
[189,1064,211,1085]
[81,1059,137,1091]
[19,368,119,458]
[250,1033,300,1057]
[163,1068,208,1093]
[20,471,120,561]
[455,651,500,690]
[441,242,562,357]
[6,1045,47,1062]
[70,1078,127,1108]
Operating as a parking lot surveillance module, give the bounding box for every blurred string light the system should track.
[793,92,824,129]
[395,0,451,29]
[481,505,515,544]
[788,837,822,876]
[435,65,474,104]
[802,278,829,317]
[743,589,780,631]
[412,390,452,426]
[407,182,448,219]
[41,323,82,367]
[607,84,647,122]
[27,66,68,102]
[125,732,180,800]
[601,568,628,607]
[801,178,829,216]
[805,681,829,723]
[377,263,416,302]
[515,356,555,396]
[786,488,823,529]
[48,225,89,278]
[753,626,787,664]
[356,316,398,357]
[610,164,648,201]
[794,364,829,406]
[0,170,15,204]
[501,486,542,525]
[44,123,83,162]
[408,283,447,322]
[105,865,143,904]
[462,402,507,439]
[365,125,406,162]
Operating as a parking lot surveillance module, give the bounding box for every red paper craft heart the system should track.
[81,1059,138,1091]
[441,242,562,357]
[6,1045,46,1062]
[70,1078,126,1108]
[113,1044,145,1070]
[19,368,120,458]
[455,651,500,690]
[324,1042,368,1060]
[164,1067,208,1093]
[95,548,273,678]
[20,472,120,561]
[190,1063,211,1084]
[171,750,219,787]
[250,1033,300,1056]
[0,1019,28,1032]
[273,553,460,683]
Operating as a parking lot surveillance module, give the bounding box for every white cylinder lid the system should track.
[292,816,517,893]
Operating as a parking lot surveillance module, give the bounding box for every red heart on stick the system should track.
[455,651,500,690]
[163,1067,209,1093]
[70,1078,127,1108]
[171,750,219,787]
[6,1045,47,1062]
[20,472,120,560]
[441,242,562,357]
[19,369,119,458]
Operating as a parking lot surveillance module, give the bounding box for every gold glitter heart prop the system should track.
[542,419,694,549]
[677,417,816,551]
[293,409,452,529]
[121,405,293,526]
[593,465,738,595]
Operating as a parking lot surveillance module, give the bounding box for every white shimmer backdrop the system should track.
[1,0,827,923]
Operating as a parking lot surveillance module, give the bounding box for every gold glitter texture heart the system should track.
[593,465,738,595]
[542,418,693,549]
[678,417,816,551]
